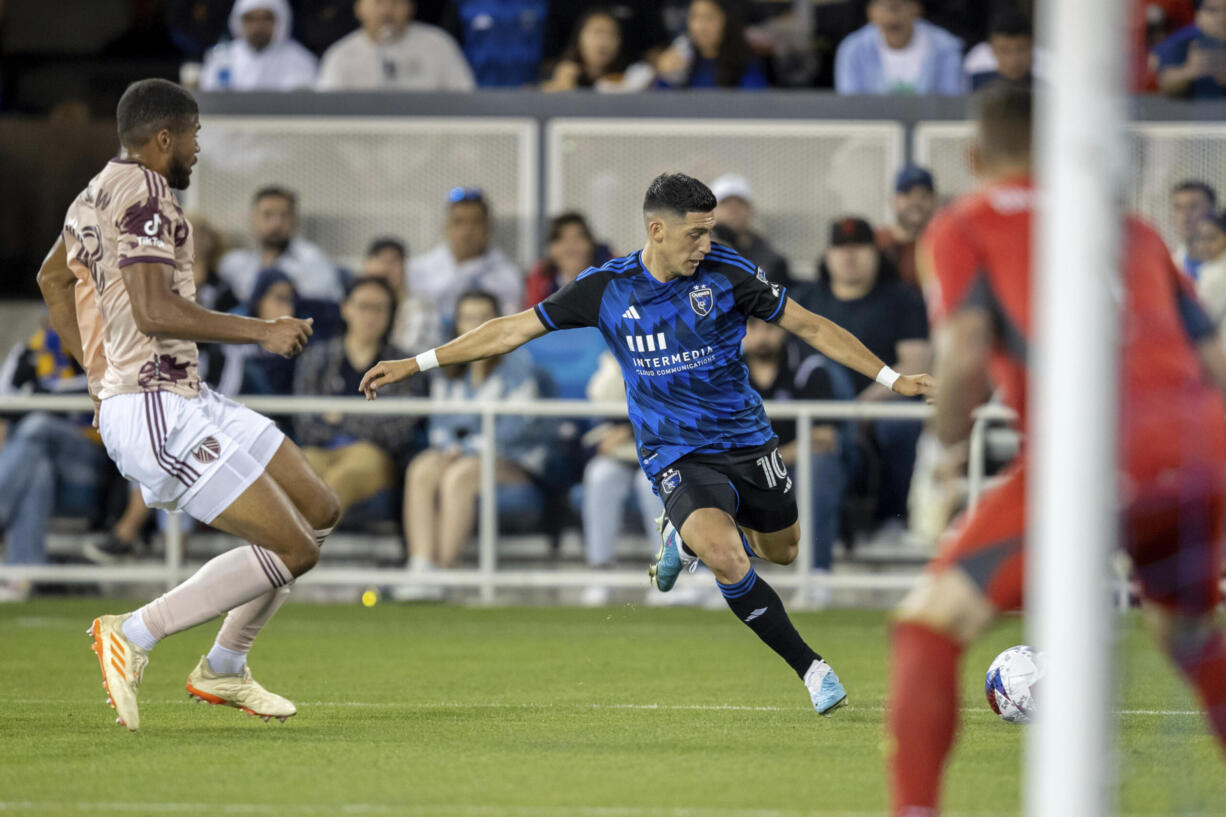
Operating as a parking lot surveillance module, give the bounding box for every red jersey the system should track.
[922,176,1226,479]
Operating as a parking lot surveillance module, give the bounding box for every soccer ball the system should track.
[985,645,1045,724]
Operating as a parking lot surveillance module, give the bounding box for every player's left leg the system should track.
[678,506,847,715]
[888,466,1024,817]
[193,397,341,717]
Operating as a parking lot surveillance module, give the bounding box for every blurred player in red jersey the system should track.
[889,83,1226,816]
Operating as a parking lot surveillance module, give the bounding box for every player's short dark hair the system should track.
[972,81,1032,163]
[252,185,297,210]
[1173,180,1219,208]
[116,79,198,151]
[642,173,717,219]
[988,8,1032,38]
[366,236,407,260]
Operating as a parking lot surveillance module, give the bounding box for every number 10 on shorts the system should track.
[756,450,789,489]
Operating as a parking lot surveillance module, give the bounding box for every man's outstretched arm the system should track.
[776,298,933,399]
[360,309,549,399]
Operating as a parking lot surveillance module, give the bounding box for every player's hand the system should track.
[360,358,418,400]
[893,373,934,401]
[260,316,313,358]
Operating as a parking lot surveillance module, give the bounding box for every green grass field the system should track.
[2,598,1225,817]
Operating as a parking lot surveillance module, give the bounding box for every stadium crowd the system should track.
[1,0,1224,603]
[1,0,1224,111]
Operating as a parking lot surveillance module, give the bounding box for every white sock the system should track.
[205,643,247,675]
[135,546,291,642]
[409,554,434,572]
[121,610,158,651]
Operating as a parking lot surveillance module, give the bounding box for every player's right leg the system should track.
[888,466,1024,817]
[1129,476,1226,756]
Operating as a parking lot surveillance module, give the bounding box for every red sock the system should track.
[1171,629,1226,754]
[889,621,963,817]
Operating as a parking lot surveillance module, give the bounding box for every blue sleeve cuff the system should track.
[766,288,788,322]
[534,303,558,331]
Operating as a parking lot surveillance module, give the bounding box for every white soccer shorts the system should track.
[98,385,285,524]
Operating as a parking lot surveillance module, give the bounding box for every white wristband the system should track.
[875,365,901,391]
[415,349,439,372]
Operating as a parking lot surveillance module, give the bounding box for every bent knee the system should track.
[314,489,342,530]
[895,568,995,644]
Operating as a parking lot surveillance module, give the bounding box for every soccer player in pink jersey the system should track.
[37,78,341,731]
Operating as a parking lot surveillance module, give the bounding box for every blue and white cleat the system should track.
[648,514,697,592]
[803,659,848,716]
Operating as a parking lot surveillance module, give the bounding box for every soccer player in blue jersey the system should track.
[360,174,932,714]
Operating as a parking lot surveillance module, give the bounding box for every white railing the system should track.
[0,394,1015,604]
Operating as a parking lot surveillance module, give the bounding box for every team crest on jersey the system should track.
[689,286,713,317]
[660,468,682,495]
[191,436,221,464]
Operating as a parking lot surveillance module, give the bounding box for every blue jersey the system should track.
[534,243,787,479]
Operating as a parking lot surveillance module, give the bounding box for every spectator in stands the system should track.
[200,0,318,91]
[578,352,660,606]
[876,165,937,291]
[963,7,1037,91]
[1193,211,1226,325]
[834,0,963,95]
[743,317,855,605]
[294,278,418,518]
[522,212,606,308]
[189,217,238,391]
[400,290,545,579]
[361,237,443,353]
[408,187,524,318]
[452,0,547,88]
[218,186,344,302]
[544,1,669,67]
[541,7,654,92]
[653,0,769,89]
[1171,179,1219,276]
[0,323,149,599]
[317,0,475,91]
[795,217,931,535]
[214,268,302,396]
[1154,0,1226,98]
[709,173,791,286]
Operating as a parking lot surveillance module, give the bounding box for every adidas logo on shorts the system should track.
[191,436,221,464]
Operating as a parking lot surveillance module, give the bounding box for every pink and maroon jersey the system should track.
[63,159,199,400]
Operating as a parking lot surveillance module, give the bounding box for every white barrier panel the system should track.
[185,116,539,272]
[914,120,1226,250]
[0,395,1014,603]
[548,119,905,277]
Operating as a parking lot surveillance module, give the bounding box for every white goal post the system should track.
[1027,0,1126,814]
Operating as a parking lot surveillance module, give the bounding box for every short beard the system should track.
[166,156,192,190]
[262,237,291,255]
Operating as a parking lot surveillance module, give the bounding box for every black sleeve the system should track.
[721,263,788,323]
[895,285,930,341]
[534,271,607,331]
